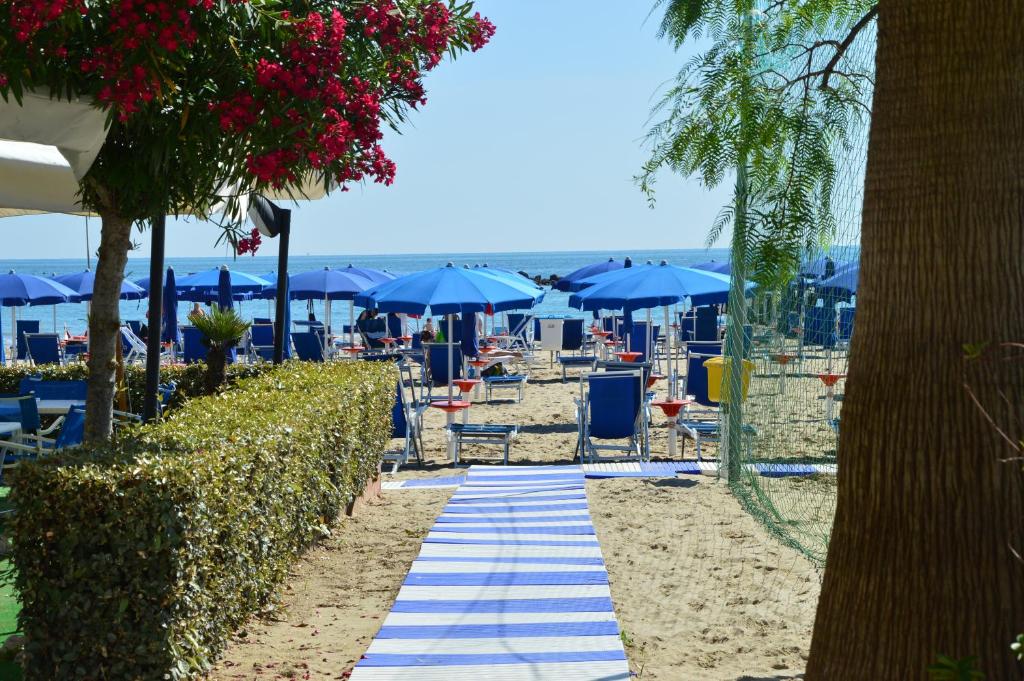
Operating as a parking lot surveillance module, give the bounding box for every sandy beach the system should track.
[209,358,823,680]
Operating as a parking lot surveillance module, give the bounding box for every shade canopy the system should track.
[0,270,80,306]
[816,262,859,298]
[692,260,731,275]
[54,269,147,301]
[569,261,739,312]
[265,267,375,301]
[339,264,396,286]
[799,255,853,280]
[472,264,543,290]
[354,263,544,315]
[554,258,625,292]
[175,268,270,296]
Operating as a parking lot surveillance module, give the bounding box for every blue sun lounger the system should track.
[25,333,63,366]
[291,331,326,362]
[447,423,519,466]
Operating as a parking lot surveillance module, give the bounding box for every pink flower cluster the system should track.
[468,12,495,51]
[7,0,84,43]
[236,227,262,256]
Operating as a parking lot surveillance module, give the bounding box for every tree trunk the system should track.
[84,211,134,443]
[807,1,1024,678]
[205,347,226,395]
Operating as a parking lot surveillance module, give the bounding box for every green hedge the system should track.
[9,360,394,680]
[0,362,274,412]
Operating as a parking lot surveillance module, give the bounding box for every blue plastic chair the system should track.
[181,327,208,364]
[291,332,325,362]
[25,334,62,365]
[18,378,87,402]
[694,306,718,342]
[125,320,144,338]
[424,343,462,399]
[683,342,722,407]
[804,305,837,348]
[249,324,274,361]
[253,317,272,325]
[838,307,855,343]
[557,319,597,382]
[15,320,40,361]
[576,371,648,463]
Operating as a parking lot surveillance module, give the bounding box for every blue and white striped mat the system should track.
[350,465,631,680]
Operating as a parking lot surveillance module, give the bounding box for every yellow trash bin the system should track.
[703,356,754,403]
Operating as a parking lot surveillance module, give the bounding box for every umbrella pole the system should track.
[349,300,355,347]
[324,296,330,355]
[10,308,15,365]
[447,314,456,461]
[53,306,57,333]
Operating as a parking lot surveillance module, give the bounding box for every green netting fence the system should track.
[723,6,876,568]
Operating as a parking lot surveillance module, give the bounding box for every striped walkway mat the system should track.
[350,465,631,681]
[382,461,837,489]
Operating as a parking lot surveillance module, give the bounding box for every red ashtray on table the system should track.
[613,351,642,362]
[452,378,482,394]
[429,399,471,414]
[651,398,693,418]
[399,335,413,343]
[341,345,365,356]
[772,353,794,365]
[469,359,489,369]
[381,337,397,345]
[818,373,846,387]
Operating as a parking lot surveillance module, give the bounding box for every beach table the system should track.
[452,378,482,404]
[651,397,694,457]
[818,373,846,422]
[429,399,471,460]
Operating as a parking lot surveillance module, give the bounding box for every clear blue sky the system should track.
[7,0,732,260]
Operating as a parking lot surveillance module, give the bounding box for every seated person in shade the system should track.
[420,318,436,343]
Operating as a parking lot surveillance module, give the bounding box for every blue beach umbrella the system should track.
[162,267,179,350]
[339,264,396,286]
[356,264,544,402]
[55,270,147,301]
[265,267,375,350]
[816,262,859,300]
[692,260,731,275]
[570,261,738,312]
[176,267,270,299]
[0,271,79,362]
[555,258,625,292]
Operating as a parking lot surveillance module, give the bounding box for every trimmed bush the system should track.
[0,362,275,412]
[9,360,394,680]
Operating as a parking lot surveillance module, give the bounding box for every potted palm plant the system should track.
[190,307,251,394]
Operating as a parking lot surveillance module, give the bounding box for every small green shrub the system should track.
[0,362,274,412]
[9,360,394,680]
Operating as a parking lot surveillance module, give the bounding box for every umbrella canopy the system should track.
[816,262,859,298]
[176,267,270,296]
[354,263,544,316]
[339,264,396,286]
[569,261,738,312]
[0,270,79,306]
[55,270,147,301]
[472,264,543,290]
[554,258,625,292]
[162,267,179,344]
[265,267,375,301]
[692,260,731,275]
[216,267,234,311]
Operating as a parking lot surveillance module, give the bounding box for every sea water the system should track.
[0,248,729,344]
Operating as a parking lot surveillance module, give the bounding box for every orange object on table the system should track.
[341,345,365,355]
[651,399,693,418]
[773,353,794,365]
[381,337,397,345]
[399,335,413,342]
[468,359,489,368]
[647,373,665,389]
[613,351,642,362]
[429,399,471,414]
[818,373,846,387]
[453,378,482,392]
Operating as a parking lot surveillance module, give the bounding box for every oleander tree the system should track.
[0,0,494,441]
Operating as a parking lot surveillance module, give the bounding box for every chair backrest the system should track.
[424,343,462,386]
[181,327,209,363]
[695,306,718,341]
[626,322,660,362]
[250,324,274,346]
[14,394,40,435]
[291,332,325,362]
[253,317,272,325]
[537,319,564,352]
[18,378,87,401]
[838,307,856,341]
[125,320,144,337]
[387,314,403,338]
[804,305,837,348]
[561,318,585,351]
[685,343,722,407]
[16,320,40,360]
[411,334,423,350]
[54,405,86,449]
[586,371,642,440]
[25,334,61,365]
[506,313,529,343]
[391,381,408,438]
